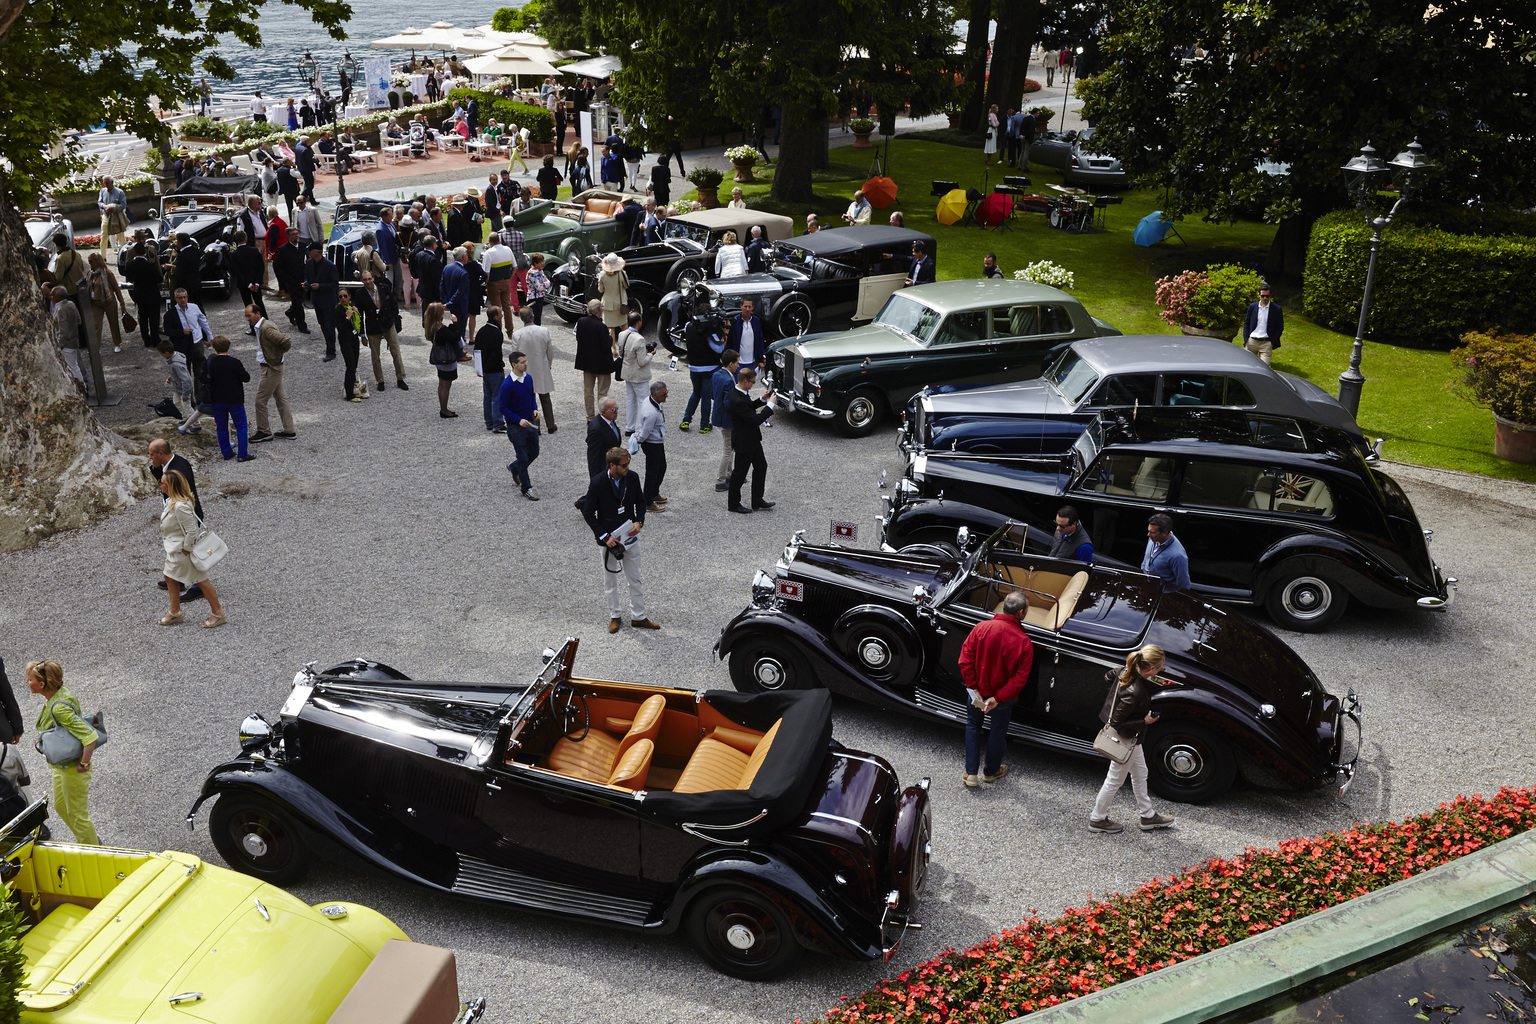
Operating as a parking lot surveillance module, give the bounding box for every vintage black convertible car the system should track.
[187,639,931,979]
[658,225,938,345]
[116,176,257,299]
[883,408,1454,631]
[718,525,1362,803]
[324,197,396,280]
[549,208,795,343]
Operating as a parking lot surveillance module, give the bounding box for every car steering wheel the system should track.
[551,681,590,742]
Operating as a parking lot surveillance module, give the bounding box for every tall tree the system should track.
[0,0,349,547]
[957,0,991,131]
[1081,0,1536,278]
[542,0,957,203]
[983,0,1042,116]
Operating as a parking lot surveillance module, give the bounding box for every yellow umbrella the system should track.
[935,188,968,226]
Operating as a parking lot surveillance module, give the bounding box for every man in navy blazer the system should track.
[725,298,766,367]
[905,242,935,287]
[586,397,624,478]
[1241,283,1283,365]
[581,447,659,633]
[294,137,316,200]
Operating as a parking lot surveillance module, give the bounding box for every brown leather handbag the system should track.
[122,311,137,333]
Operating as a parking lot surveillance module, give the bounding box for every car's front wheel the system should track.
[770,294,815,338]
[1144,722,1237,803]
[728,638,811,693]
[209,794,311,886]
[686,885,804,980]
[835,386,885,438]
[1264,571,1349,633]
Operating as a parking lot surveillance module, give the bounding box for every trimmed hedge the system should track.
[1303,210,1536,348]
[446,88,553,144]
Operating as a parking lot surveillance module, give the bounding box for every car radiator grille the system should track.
[786,348,804,398]
[453,854,654,924]
[916,689,1099,757]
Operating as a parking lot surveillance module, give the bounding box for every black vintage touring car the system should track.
[717,525,1362,803]
[188,639,931,979]
[886,408,1454,632]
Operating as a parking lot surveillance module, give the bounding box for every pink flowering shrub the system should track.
[1153,270,1208,327]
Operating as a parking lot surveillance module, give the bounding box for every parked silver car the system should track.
[1029,128,1127,189]
[24,211,74,252]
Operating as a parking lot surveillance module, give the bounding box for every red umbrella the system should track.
[863,176,898,209]
[975,192,1014,226]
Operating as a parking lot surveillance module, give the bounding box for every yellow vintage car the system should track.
[4,801,484,1024]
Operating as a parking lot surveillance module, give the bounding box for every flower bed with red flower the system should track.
[811,787,1536,1024]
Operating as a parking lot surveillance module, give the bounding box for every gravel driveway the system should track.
[6,291,1535,1023]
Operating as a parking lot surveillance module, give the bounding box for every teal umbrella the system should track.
[1134,211,1174,247]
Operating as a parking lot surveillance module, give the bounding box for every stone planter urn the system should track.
[852,130,873,149]
[695,185,720,209]
[1180,323,1237,343]
[731,159,757,184]
[1494,412,1536,464]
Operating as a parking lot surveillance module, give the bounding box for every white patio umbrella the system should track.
[464,45,565,80]
[370,26,427,50]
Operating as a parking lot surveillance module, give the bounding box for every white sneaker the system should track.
[113,345,122,353]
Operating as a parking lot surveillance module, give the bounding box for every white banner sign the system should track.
[364,58,391,110]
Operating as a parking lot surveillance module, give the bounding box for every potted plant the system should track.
[724,144,759,183]
[1029,105,1055,132]
[1155,263,1262,341]
[1453,331,1536,463]
[176,115,231,144]
[1013,260,1075,290]
[850,118,876,149]
[688,166,725,208]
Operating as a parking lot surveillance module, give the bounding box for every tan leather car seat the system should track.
[547,694,665,785]
[607,739,654,791]
[673,720,783,794]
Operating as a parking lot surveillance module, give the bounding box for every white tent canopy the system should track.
[560,54,621,79]
[464,45,565,80]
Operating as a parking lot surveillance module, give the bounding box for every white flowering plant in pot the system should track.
[1015,260,1075,290]
[390,72,412,88]
[724,145,759,163]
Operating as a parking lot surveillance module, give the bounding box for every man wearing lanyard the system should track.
[162,288,213,404]
[581,448,661,634]
[1141,514,1191,591]
[726,298,765,368]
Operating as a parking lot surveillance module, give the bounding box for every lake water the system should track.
[208,0,520,97]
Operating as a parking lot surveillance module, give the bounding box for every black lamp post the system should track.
[338,50,360,89]
[1335,138,1435,417]
[297,50,319,91]
[1059,46,1083,126]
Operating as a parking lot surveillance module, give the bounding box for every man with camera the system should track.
[581,447,661,634]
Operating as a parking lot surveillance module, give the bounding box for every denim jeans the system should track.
[683,368,715,424]
[482,370,505,430]
[212,402,249,458]
[964,697,1016,776]
[506,423,539,492]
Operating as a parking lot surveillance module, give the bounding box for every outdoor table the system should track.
[410,74,429,98]
[344,104,369,120]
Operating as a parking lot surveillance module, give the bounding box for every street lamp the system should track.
[1060,46,1084,125]
[337,49,360,87]
[1335,138,1435,417]
[297,50,318,91]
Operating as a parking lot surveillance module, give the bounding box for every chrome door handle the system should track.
[168,992,204,1006]
[486,779,502,792]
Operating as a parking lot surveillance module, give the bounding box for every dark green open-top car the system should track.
[768,279,1120,437]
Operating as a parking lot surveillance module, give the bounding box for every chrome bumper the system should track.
[1333,689,1362,797]
[552,292,586,314]
[774,391,835,420]
[1417,572,1457,609]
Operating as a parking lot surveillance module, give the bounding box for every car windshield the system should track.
[1046,347,1101,405]
[772,241,814,268]
[662,219,711,244]
[875,292,942,342]
[484,639,577,757]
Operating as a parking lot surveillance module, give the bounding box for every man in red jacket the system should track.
[959,591,1034,787]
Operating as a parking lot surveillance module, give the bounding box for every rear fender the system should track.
[666,849,881,959]
[884,499,1013,550]
[717,609,914,711]
[1255,542,1415,609]
[188,760,449,889]
[1148,690,1320,787]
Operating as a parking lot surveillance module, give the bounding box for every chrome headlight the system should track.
[239,713,274,752]
[804,369,821,391]
[897,477,919,496]
[752,568,775,598]
[774,350,786,368]
[566,253,580,268]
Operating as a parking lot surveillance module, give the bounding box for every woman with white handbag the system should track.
[1089,644,1176,835]
[159,469,228,628]
[25,660,99,845]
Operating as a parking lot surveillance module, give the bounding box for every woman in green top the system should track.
[25,660,99,845]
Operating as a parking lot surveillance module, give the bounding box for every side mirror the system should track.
[912,584,930,606]
[540,647,557,665]
[147,208,159,219]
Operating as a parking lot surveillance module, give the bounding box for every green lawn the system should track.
[686,140,1535,483]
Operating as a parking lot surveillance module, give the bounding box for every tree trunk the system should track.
[1264,187,1332,282]
[985,1,1040,113]
[958,0,990,132]
[771,99,821,203]
[0,190,152,553]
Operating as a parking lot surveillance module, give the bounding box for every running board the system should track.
[915,689,1100,757]
[453,855,654,925]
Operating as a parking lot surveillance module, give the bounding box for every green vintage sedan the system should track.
[767,279,1121,437]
